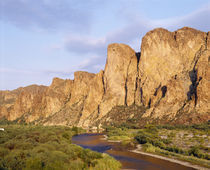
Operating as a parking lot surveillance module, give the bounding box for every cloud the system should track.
[0,67,37,74]
[65,35,106,55]
[0,0,93,32]
[0,67,75,90]
[38,54,105,78]
[65,18,150,56]
[63,3,210,77]
[65,2,210,56]
[1,0,210,90]
[43,69,74,79]
[63,19,149,73]
[0,67,50,90]
[105,20,151,50]
[175,5,210,31]
[151,4,210,31]
[77,55,106,72]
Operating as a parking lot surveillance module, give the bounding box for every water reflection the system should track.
[72,133,195,170]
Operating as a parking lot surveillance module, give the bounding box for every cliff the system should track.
[0,27,209,128]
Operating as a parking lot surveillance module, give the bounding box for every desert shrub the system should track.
[71,126,84,135]
[68,160,85,170]
[0,118,16,125]
[188,146,201,157]
[117,122,139,129]
[135,130,159,145]
[191,123,210,131]
[79,149,103,167]
[0,148,9,158]
[157,122,210,132]
[109,135,130,141]
[24,157,44,170]
[0,125,121,169]
[204,153,210,160]
[142,143,157,152]
[62,132,71,140]
[157,124,175,130]
[103,125,116,132]
[187,146,209,160]
[168,132,176,138]
[199,145,210,152]
[165,146,184,154]
[94,154,121,170]
[107,128,128,137]
[144,124,158,134]
[1,150,28,170]
[162,138,172,144]
[135,132,148,144]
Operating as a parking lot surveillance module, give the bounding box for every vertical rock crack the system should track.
[124,59,132,106]
[134,52,141,105]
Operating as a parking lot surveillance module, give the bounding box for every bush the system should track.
[165,146,184,154]
[62,132,71,140]
[109,136,130,141]
[135,133,148,144]
[0,125,121,169]
[142,143,157,152]
[94,154,121,170]
[118,122,139,129]
[135,130,159,145]
[25,157,44,170]
[188,146,201,157]
[107,128,128,137]
[157,122,210,132]
[187,146,209,160]
[144,124,158,134]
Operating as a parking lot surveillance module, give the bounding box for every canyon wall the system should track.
[0,27,209,127]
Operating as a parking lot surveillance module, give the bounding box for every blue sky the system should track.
[0,0,210,90]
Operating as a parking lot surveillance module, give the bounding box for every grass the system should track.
[142,143,210,168]
[108,135,131,141]
[104,122,210,168]
[0,124,121,170]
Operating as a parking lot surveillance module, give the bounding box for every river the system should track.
[72,133,195,170]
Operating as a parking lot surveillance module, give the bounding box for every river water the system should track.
[72,133,195,170]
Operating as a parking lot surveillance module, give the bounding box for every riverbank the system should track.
[73,133,195,170]
[103,123,210,169]
[130,144,209,170]
[101,134,209,169]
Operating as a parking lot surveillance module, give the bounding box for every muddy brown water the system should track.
[72,133,195,170]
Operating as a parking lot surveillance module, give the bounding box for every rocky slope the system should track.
[0,27,209,128]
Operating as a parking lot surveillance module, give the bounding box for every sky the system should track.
[0,0,210,90]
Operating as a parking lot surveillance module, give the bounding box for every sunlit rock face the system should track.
[0,27,209,127]
[99,43,138,117]
[138,27,209,121]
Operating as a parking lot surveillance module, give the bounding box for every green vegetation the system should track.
[0,125,121,170]
[105,126,130,138]
[104,122,210,168]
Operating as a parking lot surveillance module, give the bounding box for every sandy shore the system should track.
[130,145,209,170]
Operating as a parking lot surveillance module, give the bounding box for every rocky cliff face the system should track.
[138,27,209,121]
[0,27,209,127]
[99,44,138,117]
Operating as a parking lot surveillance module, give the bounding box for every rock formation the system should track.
[99,44,138,117]
[138,27,209,121]
[0,27,209,128]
